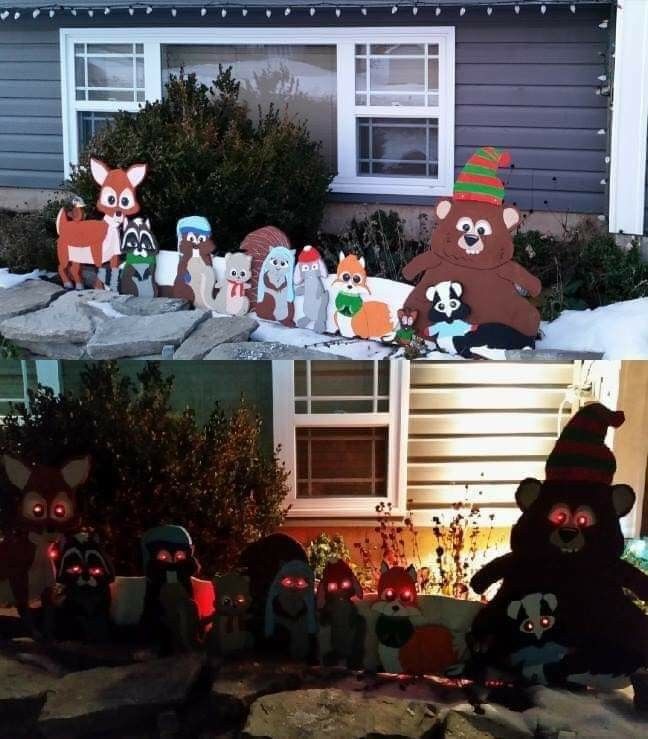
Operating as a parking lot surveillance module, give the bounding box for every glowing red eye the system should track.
[574,509,594,528]
[67,565,82,575]
[48,545,59,559]
[295,578,308,590]
[156,549,171,562]
[549,506,570,526]
[32,503,45,517]
[401,589,414,603]
[327,582,338,592]
[89,567,104,577]
[174,550,187,562]
[235,594,246,604]
[53,503,66,518]
[281,577,293,588]
[384,588,396,601]
[523,620,534,632]
[540,616,551,628]
[341,579,352,589]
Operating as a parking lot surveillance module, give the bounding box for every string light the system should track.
[361,7,367,15]
[0,10,9,20]
[32,8,39,17]
[487,6,492,16]
[284,7,291,16]
[242,7,248,15]
[540,3,546,14]
[221,8,227,17]
[459,7,466,17]
[70,8,77,16]
[514,4,520,13]
[88,8,94,16]
[171,7,177,17]
[104,7,111,15]
[146,6,153,13]
[201,7,206,16]
[128,6,134,16]
[570,3,576,12]
[412,6,417,16]
[391,5,397,14]
[49,8,55,17]
[310,7,315,16]
[13,10,20,18]
[335,8,341,17]
[265,8,271,17]
[435,6,441,16]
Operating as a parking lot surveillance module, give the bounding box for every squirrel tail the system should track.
[240,226,291,310]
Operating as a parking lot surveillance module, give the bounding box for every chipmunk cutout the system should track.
[43,530,115,643]
[213,252,252,317]
[333,253,395,341]
[395,308,419,346]
[402,147,541,340]
[172,216,219,310]
[118,217,159,298]
[316,560,365,668]
[0,455,91,634]
[372,562,456,676]
[207,572,254,656]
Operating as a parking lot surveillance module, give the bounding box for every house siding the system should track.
[0,5,610,213]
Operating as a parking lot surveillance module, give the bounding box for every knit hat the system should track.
[545,402,625,485]
[298,245,321,263]
[454,146,512,206]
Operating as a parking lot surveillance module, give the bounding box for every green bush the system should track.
[0,362,289,575]
[69,69,332,252]
[0,203,64,273]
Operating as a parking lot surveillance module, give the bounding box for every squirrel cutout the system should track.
[294,245,329,333]
[213,252,252,317]
[172,216,219,310]
[241,226,296,326]
[402,147,541,340]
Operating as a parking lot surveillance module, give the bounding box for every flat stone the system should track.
[114,296,191,316]
[205,341,345,360]
[242,688,438,738]
[15,340,86,359]
[86,310,208,359]
[174,316,259,360]
[38,653,206,738]
[0,280,64,321]
[0,654,59,721]
[443,711,528,739]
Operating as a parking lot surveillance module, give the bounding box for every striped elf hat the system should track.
[454,146,512,206]
[545,402,625,485]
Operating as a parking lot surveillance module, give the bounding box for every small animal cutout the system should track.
[256,245,296,326]
[395,308,419,346]
[172,216,219,310]
[265,559,316,660]
[118,217,159,297]
[426,280,535,357]
[43,530,115,643]
[140,525,201,654]
[207,572,254,656]
[213,252,252,316]
[316,560,365,668]
[294,245,329,333]
[333,252,394,340]
[0,455,91,634]
[56,158,147,290]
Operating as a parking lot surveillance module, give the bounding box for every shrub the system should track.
[0,362,289,575]
[306,532,353,580]
[0,203,64,273]
[69,69,332,252]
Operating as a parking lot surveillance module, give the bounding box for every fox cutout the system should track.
[333,253,395,340]
[372,562,457,676]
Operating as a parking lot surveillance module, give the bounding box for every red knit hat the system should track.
[545,402,625,485]
[454,146,512,206]
[298,245,321,263]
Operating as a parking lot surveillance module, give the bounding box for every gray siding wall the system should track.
[0,5,610,213]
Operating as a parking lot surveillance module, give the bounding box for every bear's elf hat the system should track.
[454,146,512,206]
[545,402,625,485]
[298,245,322,263]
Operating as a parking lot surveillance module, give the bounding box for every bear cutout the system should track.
[402,147,541,340]
[469,403,648,688]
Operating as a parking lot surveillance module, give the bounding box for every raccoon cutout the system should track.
[43,530,115,642]
[118,217,159,298]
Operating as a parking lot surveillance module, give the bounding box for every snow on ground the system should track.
[0,268,49,288]
[538,298,648,359]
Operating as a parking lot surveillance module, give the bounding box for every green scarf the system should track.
[335,292,363,317]
[125,252,156,267]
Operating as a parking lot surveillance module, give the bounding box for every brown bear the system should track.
[402,147,541,339]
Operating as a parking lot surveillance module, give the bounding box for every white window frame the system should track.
[272,361,410,519]
[60,26,455,197]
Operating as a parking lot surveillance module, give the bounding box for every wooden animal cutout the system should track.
[240,226,291,315]
[0,455,91,633]
[402,147,541,339]
[207,572,254,656]
[140,524,201,654]
[294,245,329,333]
[372,562,456,676]
[56,158,147,290]
[213,252,252,316]
[264,559,316,660]
[469,403,648,689]
[43,529,115,643]
[118,217,159,298]
[395,308,419,346]
[172,216,218,310]
[316,560,365,668]
[333,252,395,341]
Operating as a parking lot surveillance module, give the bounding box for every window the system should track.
[273,361,409,518]
[61,28,454,197]
[0,361,61,419]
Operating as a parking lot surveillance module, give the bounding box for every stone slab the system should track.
[0,654,58,720]
[0,280,64,321]
[174,316,259,360]
[204,341,346,360]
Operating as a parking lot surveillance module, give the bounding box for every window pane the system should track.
[296,427,388,498]
[370,44,425,56]
[87,43,135,54]
[162,44,338,171]
[369,57,425,102]
[88,57,134,89]
[75,56,86,89]
[78,111,118,152]
[311,400,375,413]
[88,89,137,102]
[310,360,376,397]
[357,118,439,178]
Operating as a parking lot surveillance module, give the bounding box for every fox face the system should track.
[91,158,147,220]
[372,562,420,618]
[3,455,91,535]
[334,252,370,296]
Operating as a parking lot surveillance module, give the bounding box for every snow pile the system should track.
[539,298,648,359]
[0,268,49,288]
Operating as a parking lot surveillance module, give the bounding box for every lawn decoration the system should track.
[241,226,295,325]
[213,252,253,316]
[469,403,648,688]
[316,559,365,668]
[172,216,219,310]
[0,455,90,634]
[333,252,395,340]
[118,217,159,298]
[207,572,254,656]
[140,524,201,654]
[372,562,457,676]
[395,308,419,346]
[264,559,316,660]
[402,147,541,343]
[294,245,329,333]
[43,529,115,642]
[56,158,147,290]
[426,280,535,357]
